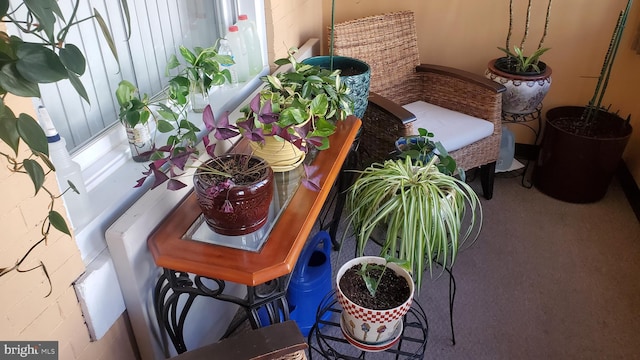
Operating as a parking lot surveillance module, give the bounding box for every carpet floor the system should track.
[303,169,640,359]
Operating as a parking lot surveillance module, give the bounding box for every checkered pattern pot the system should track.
[336,256,414,344]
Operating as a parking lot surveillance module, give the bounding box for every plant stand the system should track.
[500,104,543,188]
[365,236,458,346]
[307,291,428,359]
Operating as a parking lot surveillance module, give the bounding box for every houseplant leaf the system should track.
[17,113,48,156]
[49,210,71,236]
[59,44,86,75]
[0,63,41,97]
[16,43,67,83]
[0,103,19,154]
[23,0,58,42]
[22,159,45,195]
[66,70,90,103]
[93,9,119,62]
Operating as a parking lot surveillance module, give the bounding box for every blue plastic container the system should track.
[286,231,334,336]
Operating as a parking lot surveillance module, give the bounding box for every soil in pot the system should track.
[492,57,549,76]
[196,155,268,185]
[338,264,411,310]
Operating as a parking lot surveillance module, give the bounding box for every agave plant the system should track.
[342,156,482,291]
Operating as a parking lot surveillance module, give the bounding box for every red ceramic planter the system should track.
[193,154,274,236]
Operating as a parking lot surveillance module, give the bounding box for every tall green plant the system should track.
[498,0,553,73]
[0,0,128,293]
[581,0,633,134]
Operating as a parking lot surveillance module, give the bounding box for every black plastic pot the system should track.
[302,56,370,119]
[534,106,632,203]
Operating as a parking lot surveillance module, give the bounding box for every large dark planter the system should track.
[485,57,552,115]
[302,56,370,119]
[193,154,274,235]
[534,106,632,203]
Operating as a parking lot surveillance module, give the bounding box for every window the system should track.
[11,0,264,151]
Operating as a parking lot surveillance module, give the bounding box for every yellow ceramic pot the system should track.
[249,135,305,172]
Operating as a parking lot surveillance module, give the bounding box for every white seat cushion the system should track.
[403,101,494,152]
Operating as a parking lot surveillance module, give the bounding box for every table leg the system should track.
[153,268,292,354]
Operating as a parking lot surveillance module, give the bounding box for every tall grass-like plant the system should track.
[343,156,482,291]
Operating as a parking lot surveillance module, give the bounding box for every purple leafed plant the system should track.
[135,47,354,195]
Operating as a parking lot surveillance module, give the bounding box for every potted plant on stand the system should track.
[486,0,553,115]
[341,155,482,294]
[336,256,414,351]
[533,0,634,203]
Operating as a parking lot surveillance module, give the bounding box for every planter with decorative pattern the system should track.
[485,57,552,115]
[336,256,414,346]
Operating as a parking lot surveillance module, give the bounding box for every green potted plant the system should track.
[341,155,482,291]
[0,0,125,289]
[533,0,634,203]
[131,49,353,234]
[212,47,353,190]
[115,44,233,162]
[393,127,458,176]
[302,0,370,119]
[485,0,553,114]
[336,255,414,348]
[166,44,233,112]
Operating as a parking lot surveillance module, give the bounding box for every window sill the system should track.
[70,75,267,264]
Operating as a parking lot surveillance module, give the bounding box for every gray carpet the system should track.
[310,170,640,359]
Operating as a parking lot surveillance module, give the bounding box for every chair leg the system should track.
[480,162,496,200]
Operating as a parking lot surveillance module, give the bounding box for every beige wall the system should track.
[322,0,640,185]
[0,3,322,360]
[0,94,138,359]
[265,0,323,68]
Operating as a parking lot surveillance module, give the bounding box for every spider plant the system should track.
[342,156,482,291]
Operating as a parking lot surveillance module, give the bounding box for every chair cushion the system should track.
[403,101,494,152]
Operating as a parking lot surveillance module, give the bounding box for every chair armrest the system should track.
[358,92,416,165]
[368,92,416,125]
[416,64,506,94]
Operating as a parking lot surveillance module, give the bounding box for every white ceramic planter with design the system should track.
[485,58,552,115]
[336,256,414,345]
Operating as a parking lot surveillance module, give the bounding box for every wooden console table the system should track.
[148,116,361,354]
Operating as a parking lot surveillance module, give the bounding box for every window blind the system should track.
[9,0,240,150]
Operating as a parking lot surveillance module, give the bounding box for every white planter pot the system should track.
[336,256,414,346]
[485,58,552,115]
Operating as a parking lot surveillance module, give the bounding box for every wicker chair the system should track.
[332,11,506,199]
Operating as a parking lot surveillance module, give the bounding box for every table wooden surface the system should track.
[148,116,361,286]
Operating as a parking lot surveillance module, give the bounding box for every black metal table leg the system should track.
[153,268,292,354]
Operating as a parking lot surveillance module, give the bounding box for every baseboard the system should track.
[617,162,640,222]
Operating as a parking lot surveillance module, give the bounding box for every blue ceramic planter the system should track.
[302,56,370,119]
